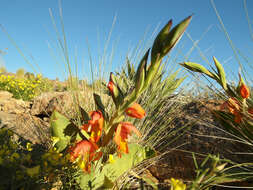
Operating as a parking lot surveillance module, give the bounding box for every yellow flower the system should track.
[108,154,115,163]
[26,142,33,151]
[51,136,60,147]
[170,178,186,190]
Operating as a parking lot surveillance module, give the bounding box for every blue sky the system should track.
[0,0,253,82]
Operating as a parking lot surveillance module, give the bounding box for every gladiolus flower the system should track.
[125,102,146,119]
[69,140,101,172]
[220,98,240,114]
[220,98,242,123]
[81,111,104,143]
[114,122,141,157]
[240,83,250,99]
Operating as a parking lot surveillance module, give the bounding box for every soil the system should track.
[143,99,253,189]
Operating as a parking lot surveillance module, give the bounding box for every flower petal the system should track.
[125,103,146,119]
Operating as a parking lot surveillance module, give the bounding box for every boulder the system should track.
[0,91,31,114]
[0,91,49,144]
[0,111,50,144]
[31,92,73,116]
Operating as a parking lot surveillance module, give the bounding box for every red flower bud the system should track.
[240,83,250,99]
[107,81,114,95]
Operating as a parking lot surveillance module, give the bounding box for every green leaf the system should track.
[145,16,191,90]
[135,49,150,94]
[97,175,114,189]
[79,106,90,122]
[50,111,77,152]
[213,56,227,90]
[93,93,108,120]
[151,19,172,65]
[78,143,155,189]
[126,57,135,80]
[109,73,124,108]
[180,62,217,79]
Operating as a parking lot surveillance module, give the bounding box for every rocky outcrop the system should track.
[0,91,50,144]
[0,91,82,144]
[0,90,97,144]
[30,91,75,118]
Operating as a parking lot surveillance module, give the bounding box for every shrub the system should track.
[0,73,53,101]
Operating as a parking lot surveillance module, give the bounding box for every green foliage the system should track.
[0,73,53,101]
[78,143,154,190]
[189,154,253,190]
[0,128,71,190]
[50,111,74,152]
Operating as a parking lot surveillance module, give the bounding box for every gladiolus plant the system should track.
[180,56,253,144]
[50,15,191,189]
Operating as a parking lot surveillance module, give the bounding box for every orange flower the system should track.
[220,98,239,114]
[114,122,141,157]
[81,111,104,143]
[240,83,250,99]
[69,140,101,172]
[125,102,146,119]
[220,98,242,123]
[227,98,240,114]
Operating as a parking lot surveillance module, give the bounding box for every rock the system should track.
[0,90,94,145]
[0,111,50,144]
[0,90,13,99]
[0,90,50,144]
[0,91,31,114]
[30,92,76,117]
[148,99,253,181]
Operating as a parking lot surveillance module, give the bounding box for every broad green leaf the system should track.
[50,111,76,152]
[78,143,155,190]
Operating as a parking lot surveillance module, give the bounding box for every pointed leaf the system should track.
[161,15,192,58]
[93,93,108,120]
[135,49,150,94]
[151,19,172,64]
[79,106,90,122]
[213,56,227,90]
[180,62,217,79]
[109,73,124,108]
[126,57,135,80]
